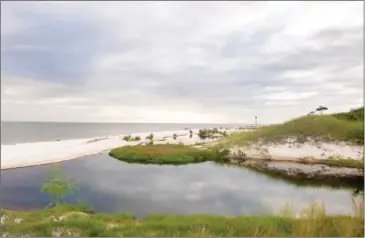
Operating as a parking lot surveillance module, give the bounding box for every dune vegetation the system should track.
[225,107,364,146]
[109,144,230,165]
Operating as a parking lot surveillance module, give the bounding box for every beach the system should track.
[1,128,238,170]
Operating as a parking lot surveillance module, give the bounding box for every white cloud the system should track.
[1,1,363,123]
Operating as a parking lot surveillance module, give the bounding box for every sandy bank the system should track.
[230,141,363,161]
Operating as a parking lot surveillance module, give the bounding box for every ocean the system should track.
[1,121,245,145]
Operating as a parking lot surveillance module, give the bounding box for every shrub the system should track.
[123,135,132,141]
[133,136,141,141]
[40,165,79,207]
[146,133,154,141]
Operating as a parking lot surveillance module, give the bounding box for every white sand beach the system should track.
[0,128,231,170]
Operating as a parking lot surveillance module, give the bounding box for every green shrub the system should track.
[146,133,154,141]
[123,135,132,141]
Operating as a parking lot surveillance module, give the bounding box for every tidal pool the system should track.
[1,152,362,218]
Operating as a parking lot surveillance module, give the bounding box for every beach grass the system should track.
[326,156,364,169]
[109,144,230,165]
[225,111,364,146]
[1,200,363,237]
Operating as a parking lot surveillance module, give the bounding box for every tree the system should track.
[315,106,328,115]
[307,111,315,116]
[41,165,79,207]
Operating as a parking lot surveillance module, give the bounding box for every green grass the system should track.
[108,144,230,165]
[332,107,364,121]
[225,113,364,146]
[326,156,364,169]
[1,201,363,237]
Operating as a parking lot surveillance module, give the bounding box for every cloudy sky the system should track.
[1,1,363,124]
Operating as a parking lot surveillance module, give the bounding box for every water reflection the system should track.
[1,152,362,218]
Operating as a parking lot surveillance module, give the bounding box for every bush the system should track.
[146,133,154,141]
[123,135,141,142]
[123,135,132,141]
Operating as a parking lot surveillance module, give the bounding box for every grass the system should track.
[225,112,364,146]
[325,157,364,169]
[1,201,363,237]
[332,107,364,121]
[108,144,230,165]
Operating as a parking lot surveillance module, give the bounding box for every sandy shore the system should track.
[1,128,238,170]
[2,127,363,170]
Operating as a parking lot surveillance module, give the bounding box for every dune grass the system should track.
[332,107,364,122]
[225,113,364,146]
[109,144,230,165]
[326,156,364,169]
[1,200,363,237]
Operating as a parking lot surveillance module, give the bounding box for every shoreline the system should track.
[0,128,241,170]
[2,128,363,177]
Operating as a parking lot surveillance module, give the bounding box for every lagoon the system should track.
[1,152,361,218]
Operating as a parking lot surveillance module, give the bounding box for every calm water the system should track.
[1,152,361,217]
[1,121,246,145]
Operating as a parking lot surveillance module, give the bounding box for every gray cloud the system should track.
[1,2,363,123]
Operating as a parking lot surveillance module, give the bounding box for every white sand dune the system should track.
[230,141,363,161]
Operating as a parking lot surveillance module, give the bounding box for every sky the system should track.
[1,1,363,124]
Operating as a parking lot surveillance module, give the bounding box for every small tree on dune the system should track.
[316,106,328,115]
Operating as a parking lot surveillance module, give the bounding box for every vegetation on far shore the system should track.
[225,107,364,146]
[109,144,230,165]
[198,128,228,140]
[122,135,141,142]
